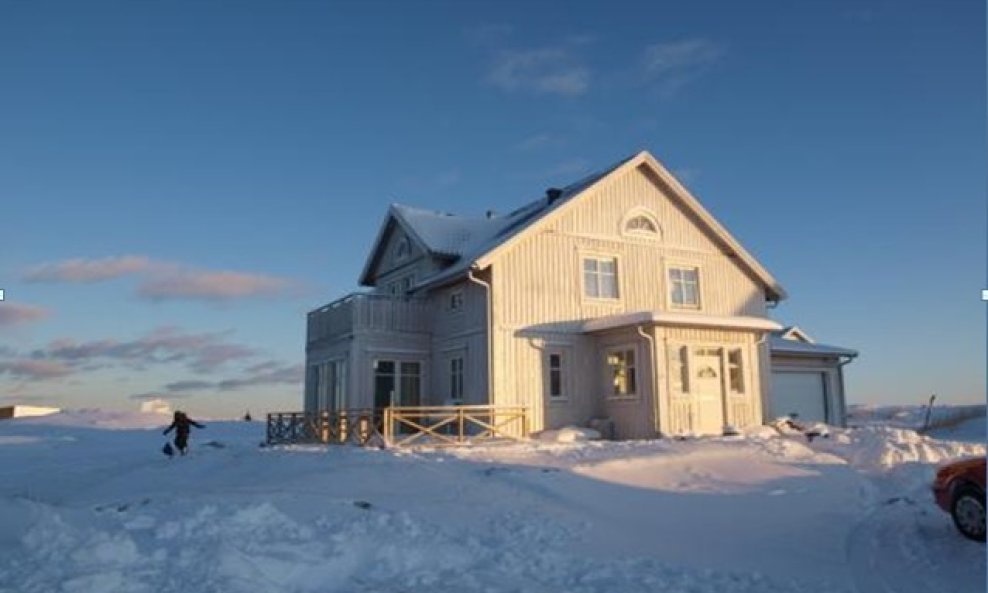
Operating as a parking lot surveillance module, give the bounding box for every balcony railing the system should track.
[307,293,432,344]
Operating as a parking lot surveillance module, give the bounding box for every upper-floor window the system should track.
[448,289,464,312]
[606,347,637,397]
[669,266,700,308]
[394,237,411,262]
[583,256,619,299]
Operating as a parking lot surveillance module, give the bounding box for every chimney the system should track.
[546,187,563,203]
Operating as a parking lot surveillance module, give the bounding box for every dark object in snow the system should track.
[243,411,252,422]
[353,500,372,510]
[162,410,204,455]
[162,442,174,457]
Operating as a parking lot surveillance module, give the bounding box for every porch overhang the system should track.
[581,311,783,334]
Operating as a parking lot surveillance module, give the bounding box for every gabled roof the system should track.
[769,336,858,358]
[770,326,857,358]
[777,326,815,343]
[360,150,787,301]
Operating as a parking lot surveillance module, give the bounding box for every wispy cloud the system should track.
[23,256,152,283]
[137,270,290,302]
[0,303,50,326]
[540,158,591,180]
[23,256,295,302]
[216,363,303,391]
[514,133,561,151]
[487,48,590,96]
[23,326,256,376]
[0,359,72,380]
[641,38,724,97]
[164,380,218,393]
[159,362,303,394]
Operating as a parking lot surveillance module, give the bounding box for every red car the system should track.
[932,456,986,541]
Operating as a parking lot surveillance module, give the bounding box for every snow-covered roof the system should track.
[583,311,782,333]
[769,335,857,358]
[359,150,787,301]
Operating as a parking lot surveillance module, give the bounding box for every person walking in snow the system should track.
[163,410,204,455]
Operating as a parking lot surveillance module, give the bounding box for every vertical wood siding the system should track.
[489,164,774,436]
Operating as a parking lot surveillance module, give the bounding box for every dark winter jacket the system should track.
[163,413,204,437]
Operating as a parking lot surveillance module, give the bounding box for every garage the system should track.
[769,326,857,427]
[770,371,827,423]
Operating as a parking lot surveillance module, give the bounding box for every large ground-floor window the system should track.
[312,359,347,411]
[373,359,422,408]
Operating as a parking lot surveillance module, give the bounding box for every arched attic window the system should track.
[394,236,411,262]
[622,210,661,239]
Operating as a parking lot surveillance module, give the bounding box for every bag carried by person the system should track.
[162,442,174,457]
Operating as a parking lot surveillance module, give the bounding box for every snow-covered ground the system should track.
[0,407,984,593]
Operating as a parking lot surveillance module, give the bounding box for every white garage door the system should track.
[770,372,827,423]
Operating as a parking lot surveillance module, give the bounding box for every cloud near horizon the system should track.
[1,326,258,382]
[161,362,303,394]
[0,303,50,326]
[23,256,294,302]
[0,358,73,380]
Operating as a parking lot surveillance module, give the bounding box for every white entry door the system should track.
[690,348,726,435]
[770,372,826,423]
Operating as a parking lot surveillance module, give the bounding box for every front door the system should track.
[691,347,726,435]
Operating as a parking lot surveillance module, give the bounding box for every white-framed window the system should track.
[606,346,637,397]
[668,345,689,395]
[727,348,745,395]
[449,356,464,402]
[315,359,347,411]
[395,237,411,262]
[668,266,701,308]
[583,256,619,299]
[448,289,464,312]
[545,349,567,400]
[388,274,414,296]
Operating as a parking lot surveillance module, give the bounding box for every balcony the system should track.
[307,293,432,345]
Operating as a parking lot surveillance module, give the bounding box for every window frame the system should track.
[666,263,703,310]
[448,288,465,313]
[448,355,465,403]
[394,236,411,263]
[581,253,621,302]
[620,209,662,241]
[726,347,746,396]
[604,345,639,400]
[544,347,569,402]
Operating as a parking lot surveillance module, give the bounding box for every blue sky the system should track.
[0,0,984,417]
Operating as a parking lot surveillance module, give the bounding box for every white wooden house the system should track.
[304,150,856,438]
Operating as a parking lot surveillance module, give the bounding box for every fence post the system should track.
[458,407,465,443]
[384,407,392,447]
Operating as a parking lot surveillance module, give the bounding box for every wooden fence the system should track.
[266,409,385,446]
[266,405,528,447]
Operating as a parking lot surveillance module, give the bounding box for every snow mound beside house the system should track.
[535,426,601,443]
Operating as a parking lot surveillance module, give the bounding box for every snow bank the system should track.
[535,426,601,443]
